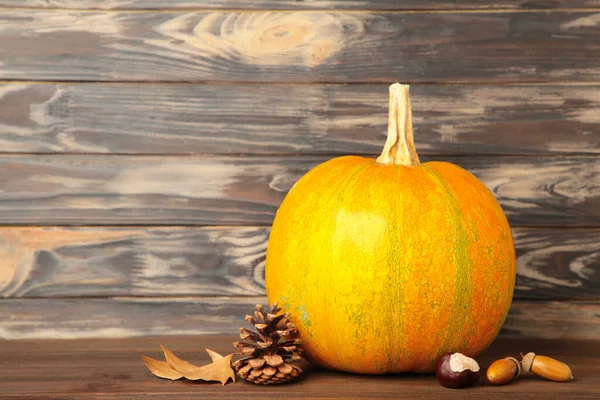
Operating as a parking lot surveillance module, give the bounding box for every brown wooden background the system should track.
[0,1,598,340]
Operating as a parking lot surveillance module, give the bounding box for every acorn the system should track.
[521,352,573,382]
[487,357,522,385]
[435,352,481,389]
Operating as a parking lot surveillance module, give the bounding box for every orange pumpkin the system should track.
[265,83,515,374]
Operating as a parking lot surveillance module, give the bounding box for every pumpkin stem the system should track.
[376,83,421,166]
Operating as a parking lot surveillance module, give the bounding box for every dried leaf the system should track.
[161,346,236,385]
[142,355,183,380]
[205,348,224,362]
[184,355,236,385]
[160,345,198,371]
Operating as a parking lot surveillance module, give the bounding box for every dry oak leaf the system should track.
[142,355,183,380]
[142,345,235,385]
[162,345,235,385]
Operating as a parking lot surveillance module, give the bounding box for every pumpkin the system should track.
[265,83,516,374]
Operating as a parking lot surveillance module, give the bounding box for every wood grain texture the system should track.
[0,297,597,339]
[502,301,600,340]
[0,227,268,298]
[1,11,599,82]
[2,0,600,10]
[0,227,597,300]
[2,83,599,155]
[0,336,598,400]
[0,155,596,226]
[513,229,600,300]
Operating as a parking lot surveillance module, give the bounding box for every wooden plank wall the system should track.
[0,1,598,340]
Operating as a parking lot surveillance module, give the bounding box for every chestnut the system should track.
[435,352,481,388]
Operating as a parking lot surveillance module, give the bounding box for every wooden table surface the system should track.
[1,335,598,399]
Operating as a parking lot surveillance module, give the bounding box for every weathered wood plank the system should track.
[502,300,600,339]
[0,297,596,339]
[0,155,596,226]
[2,1,600,10]
[0,227,268,298]
[513,229,600,300]
[2,83,599,155]
[0,227,598,300]
[0,337,599,400]
[1,11,599,82]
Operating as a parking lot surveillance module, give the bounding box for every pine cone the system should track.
[232,303,303,384]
